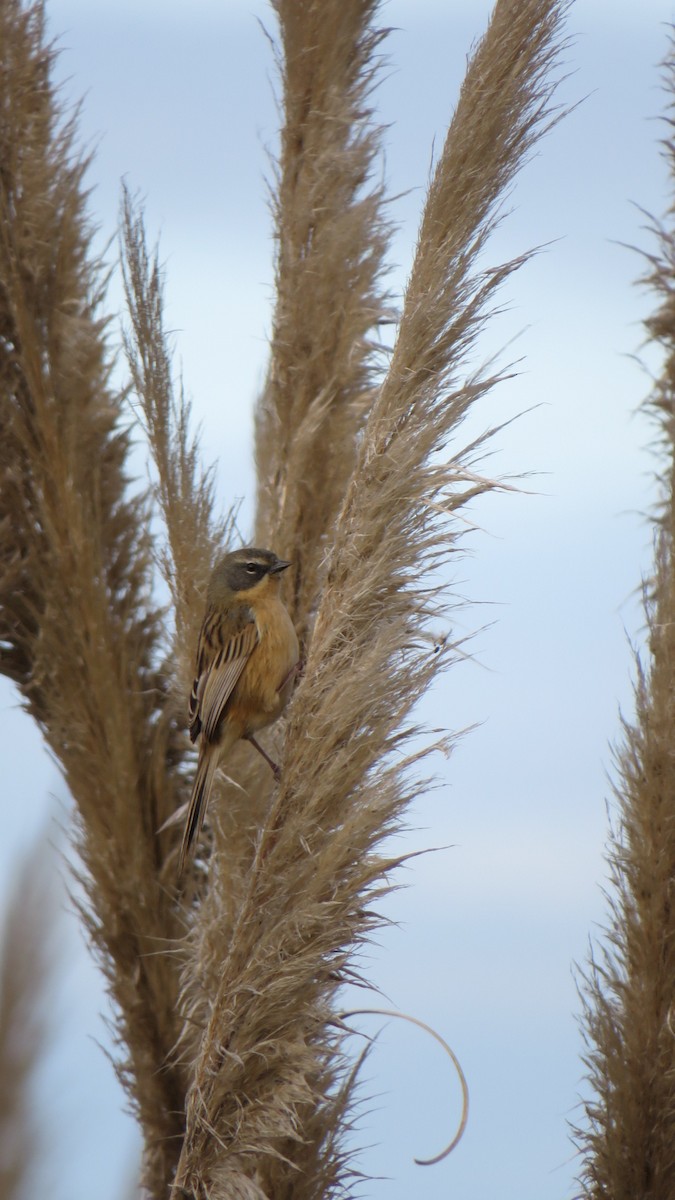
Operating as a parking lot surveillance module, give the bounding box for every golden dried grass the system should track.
[573,38,675,1199]
[0,2,186,1190]
[121,185,234,680]
[172,1,571,1195]
[255,0,393,645]
[0,0,572,1195]
[0,836,54,1199]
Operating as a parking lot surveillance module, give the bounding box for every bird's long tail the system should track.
[178,748,219,876]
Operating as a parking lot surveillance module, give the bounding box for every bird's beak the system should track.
[270,558,292,574]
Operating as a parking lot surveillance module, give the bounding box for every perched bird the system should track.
[178,546,299,875]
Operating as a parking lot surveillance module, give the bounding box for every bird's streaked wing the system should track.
[189,607,258,743]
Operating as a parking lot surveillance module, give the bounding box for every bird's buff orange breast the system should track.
[229,592,299,737]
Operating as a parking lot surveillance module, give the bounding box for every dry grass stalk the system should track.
[254,0,393,645]
[0,2,187,1190]
[121,185,232,677]
[172,0,397,1162]
[0,837,55,1200]
[573,38,675,1200]
[120,192,285,965]
[0,0,572,1192]
[172,1,570,1195]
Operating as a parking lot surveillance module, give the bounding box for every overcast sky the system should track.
[2,2,674,1198]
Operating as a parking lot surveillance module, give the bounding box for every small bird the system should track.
[178,546,299,875]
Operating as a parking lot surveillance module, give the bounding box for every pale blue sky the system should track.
[1,2,673,1197]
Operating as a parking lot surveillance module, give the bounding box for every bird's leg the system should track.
[279,660,301,690]
[245,733,281,781]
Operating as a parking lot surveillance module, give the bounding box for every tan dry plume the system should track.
[0,3,186,1192]
[172,1,571,1196]
[0,836,55,1199]
[120,189,264,960]
[573,34,675,1200]
[121,184,234,680]
[170,0,398,1117]
[255,0,393,645]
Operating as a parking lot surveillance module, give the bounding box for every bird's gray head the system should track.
[207,546,292,600]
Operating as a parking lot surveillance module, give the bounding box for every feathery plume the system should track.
[121,185,234,670]
[573,32,675,1198]
[255,0,393,643]
[173,0,397,1110]
[172,1,570,1195]
[0,836,55,1200]
[0,3,187,1191]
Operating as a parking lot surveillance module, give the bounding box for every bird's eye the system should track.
[245,563,259,574]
